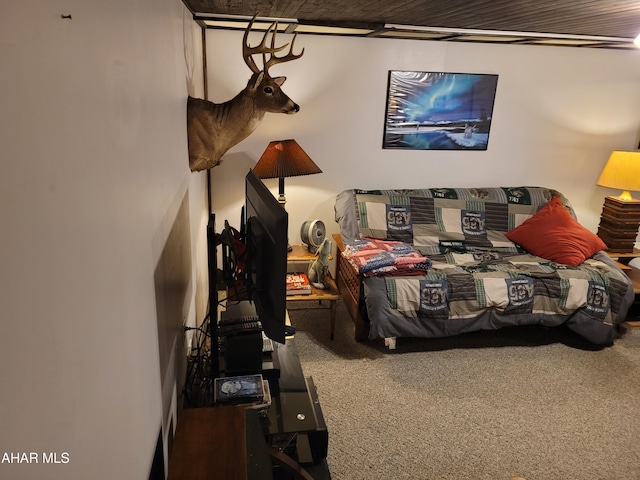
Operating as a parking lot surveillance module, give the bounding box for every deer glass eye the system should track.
[264,86,273,94]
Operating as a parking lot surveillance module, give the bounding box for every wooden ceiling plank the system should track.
[188,0,640,45]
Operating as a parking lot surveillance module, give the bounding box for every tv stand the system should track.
[266,343,329,470]
[168,314,330,479]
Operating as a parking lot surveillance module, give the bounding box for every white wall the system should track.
[207,30,640,246]
[0,1,206,479]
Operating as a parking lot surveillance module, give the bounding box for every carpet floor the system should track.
[287,300,640,480]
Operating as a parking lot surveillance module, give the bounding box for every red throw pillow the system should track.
[505,196,606,266]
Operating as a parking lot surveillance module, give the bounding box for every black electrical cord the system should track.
[182,309,216,407]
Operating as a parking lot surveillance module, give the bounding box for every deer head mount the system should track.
[187,16,304,172]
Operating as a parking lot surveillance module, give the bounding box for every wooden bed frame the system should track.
[332,234,368,341]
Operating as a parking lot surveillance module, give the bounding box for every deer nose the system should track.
[285,103,300,115]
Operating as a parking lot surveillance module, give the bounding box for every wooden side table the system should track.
[287,245,341,340]
[606,248,640,326]
[605,248,640,292]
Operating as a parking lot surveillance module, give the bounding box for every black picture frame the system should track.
[383,71,499,151]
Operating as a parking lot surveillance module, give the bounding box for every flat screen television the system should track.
[207,213,218,320]
[206,213,220,376]
[244,169,289,344]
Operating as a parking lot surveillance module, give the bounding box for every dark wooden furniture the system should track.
[597,197,640,253]
[606,248,640,327]
[167,405,270,480]
[332,234,367,342]
[606,248,640,294]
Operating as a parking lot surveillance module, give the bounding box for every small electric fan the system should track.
[300,219,326,253]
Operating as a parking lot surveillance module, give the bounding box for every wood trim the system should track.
[332,234,367,341]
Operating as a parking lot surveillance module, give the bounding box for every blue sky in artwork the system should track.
[394,73,498,123]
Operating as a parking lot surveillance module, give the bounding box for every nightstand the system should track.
[287,245,341,340]
[606,248,640,326]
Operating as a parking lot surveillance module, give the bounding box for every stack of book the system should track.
[286,272,312,295]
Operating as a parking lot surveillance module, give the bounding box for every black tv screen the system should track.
[245,169,288,344]
[206,213,221,377]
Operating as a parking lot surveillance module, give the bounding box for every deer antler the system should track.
[264,26,304,76]
[242,15,304,76]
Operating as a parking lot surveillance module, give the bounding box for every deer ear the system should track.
[248,72,265,91]
[273,76,286,86]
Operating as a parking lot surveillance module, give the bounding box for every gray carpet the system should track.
[287,301,640,480]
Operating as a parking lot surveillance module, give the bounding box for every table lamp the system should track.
[596,150,640,252]
[253,139,322,250]
[253,139,322,206]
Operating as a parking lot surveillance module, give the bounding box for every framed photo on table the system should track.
[383,71,499,151]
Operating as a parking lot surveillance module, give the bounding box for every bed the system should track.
[333,186,634,347]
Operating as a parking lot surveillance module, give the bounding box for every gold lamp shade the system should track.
[596,150,640,252]
[596,150,640,201]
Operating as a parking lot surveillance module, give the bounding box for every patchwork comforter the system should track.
[342,238,431,276]
[335,187,635,345]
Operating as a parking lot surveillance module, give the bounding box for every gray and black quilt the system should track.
[335,187,635,345]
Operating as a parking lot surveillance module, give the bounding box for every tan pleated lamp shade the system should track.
[253,140,322,180]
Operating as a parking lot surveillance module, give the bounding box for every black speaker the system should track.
[220,302,263,375]
[224,331,262,375]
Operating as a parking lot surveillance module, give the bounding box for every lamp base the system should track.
[597,196,640,253]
